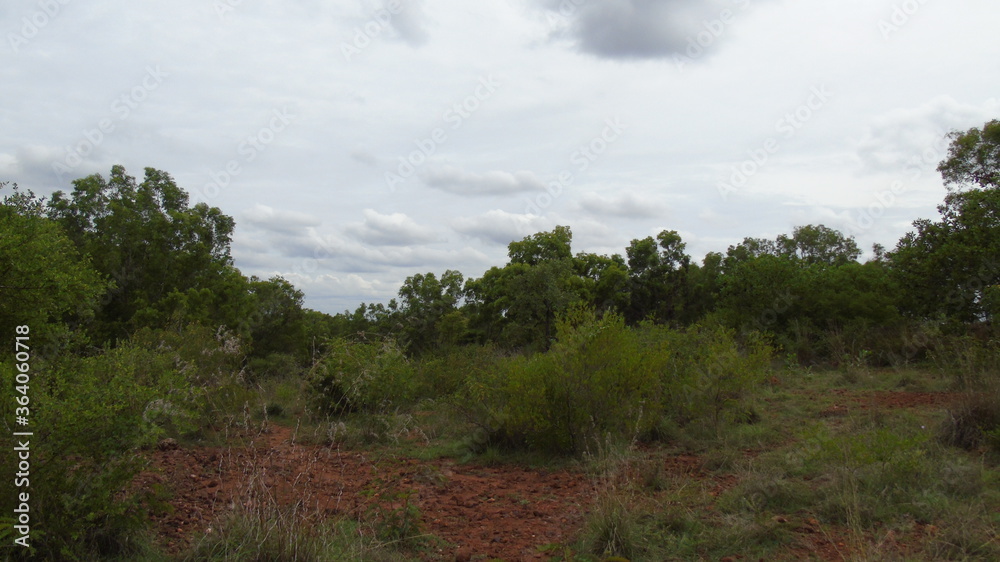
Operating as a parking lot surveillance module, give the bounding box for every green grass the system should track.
[138,358,1000,561]
[535,362,1000,561]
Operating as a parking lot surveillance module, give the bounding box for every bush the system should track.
[940,387,1000,452]
[247,352,304,382]
[465,312,666,454]
[647,322,773,432]
[308,337,414,416]
[930,333,1000,389]
[0,324,248,560]
[463,312,774,455]
[1,349,165,560]
[411,344,499,400]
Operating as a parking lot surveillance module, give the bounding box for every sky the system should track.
[2,0,999,314]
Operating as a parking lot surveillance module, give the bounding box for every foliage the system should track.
[46,165,238,343]
[648,322,773,431]
[465,227,585,350]
[0,183,106,358]
[396,270,465,355]
[308,337,414,415]
[624,230,691,324]
[938,118,1000,191]
[465,311,665,454]
[892,186,1000,323]
[464,312,772,455]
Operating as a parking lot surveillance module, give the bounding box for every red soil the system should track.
[141,425,592,560]
[138,389,956,560]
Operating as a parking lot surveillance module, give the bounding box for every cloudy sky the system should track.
[3,0,998,313]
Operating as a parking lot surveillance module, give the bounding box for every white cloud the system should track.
[452,210,555,246]
[578,191,665,218]
[387,0,430,46]
[421,165,547,196]
[345,209,442,246]
[854,96,1000,175]
[243,204,322,235]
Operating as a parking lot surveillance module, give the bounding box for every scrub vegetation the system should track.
[1,121,999,560]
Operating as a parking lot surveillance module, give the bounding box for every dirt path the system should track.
[139,389,959,560]
[142,425,592,560]
[819,389,960,417]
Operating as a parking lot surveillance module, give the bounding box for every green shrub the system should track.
[411,344,499,400]
[930,334,1000,389]
[465,312,666,454]
[308,337,414,416]
[247,352,304,382]
[0,324,248,560]
[0,349,164,560]
[648,322,773,432]
[463,313,774,455]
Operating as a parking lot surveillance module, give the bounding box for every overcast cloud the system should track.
[2,0,998,313]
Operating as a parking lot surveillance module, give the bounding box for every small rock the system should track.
[157,438,179,451]
[454,547,472,562]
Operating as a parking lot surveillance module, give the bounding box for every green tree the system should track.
[508,225,573,265]
[683,251,723,324]
[938,119,1000,191]
[0,183,106,357]
[892,187,1000,322]
[776,224,861,266]
[573,251,629,314]
[465,226,581,350]
[47,166,236,343]
[396,270,465,355]
[245,275,306,359]
[624,230,691,324]
[717,254,800,335]
[891,120,1000,323]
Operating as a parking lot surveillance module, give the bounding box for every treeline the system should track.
[2,119,998,371]
[1,165,332,377]
[336,120,1000,365]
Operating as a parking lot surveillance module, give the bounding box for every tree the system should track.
[508,225,573,265]
[624,230,691,324]
[396,270,465,354]
[683,251,723,324]
[776,224,861,266]
[47,166,236,342]
[938,119,1000,191]
[890,120,1000,323]
[573,251,629,314]
[0,183,106,356]
[724,225,860,271]
[892,187,1000,322]
[465,227,582,350]
[245,275,307,359]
